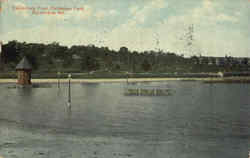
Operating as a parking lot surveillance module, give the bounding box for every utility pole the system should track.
[182,24,195,57]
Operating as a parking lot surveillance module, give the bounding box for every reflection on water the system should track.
[0,81,249,157]
[16,86,33,97]
[65,105,72,132]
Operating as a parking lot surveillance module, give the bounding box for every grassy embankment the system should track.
[0,71,221,79]
[0,72,250,83]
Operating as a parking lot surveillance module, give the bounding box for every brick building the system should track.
[16,57,32,85]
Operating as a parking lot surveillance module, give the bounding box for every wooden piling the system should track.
[67,74,71,107]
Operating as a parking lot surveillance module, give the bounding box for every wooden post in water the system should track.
[126,72,129,84]
[138,82,141,96]
[57,71,61,88]
[67,73,71,107]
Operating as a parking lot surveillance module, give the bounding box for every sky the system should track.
[0,0,250,57]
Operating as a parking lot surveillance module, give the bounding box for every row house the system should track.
[197,56,250,66]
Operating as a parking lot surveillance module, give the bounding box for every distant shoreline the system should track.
[0,77,250,83]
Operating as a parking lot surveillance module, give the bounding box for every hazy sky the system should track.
[0,0,250,57]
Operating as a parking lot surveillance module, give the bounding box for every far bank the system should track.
[0,76,250,84]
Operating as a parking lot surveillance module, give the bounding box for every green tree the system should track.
[141,59,151,72]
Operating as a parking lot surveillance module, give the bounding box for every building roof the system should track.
[16,57,32,70]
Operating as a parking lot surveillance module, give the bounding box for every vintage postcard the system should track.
[0,0,250,157]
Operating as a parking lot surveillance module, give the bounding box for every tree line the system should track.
[0,40,249,73]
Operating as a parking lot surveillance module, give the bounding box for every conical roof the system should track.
[16,57,32,70]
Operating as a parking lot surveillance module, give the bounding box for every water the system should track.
[0,81,250,157]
